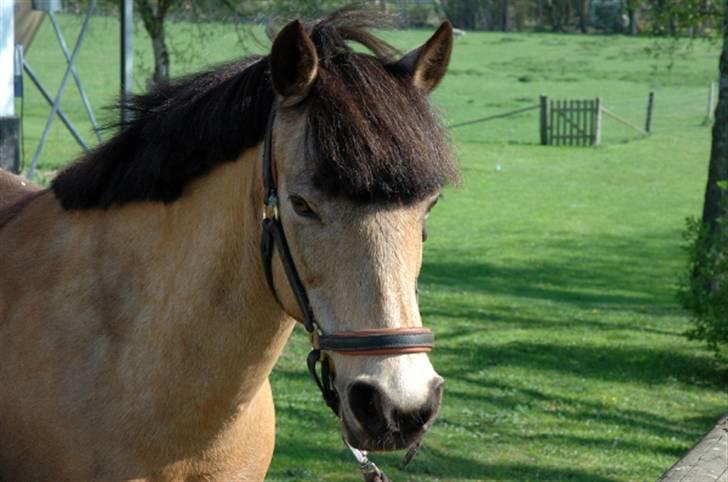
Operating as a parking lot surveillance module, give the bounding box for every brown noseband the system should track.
[259,107,435,415]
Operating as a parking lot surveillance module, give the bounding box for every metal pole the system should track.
[28,0,96,180]
[121,0,134,124]
[0,1,14,118]
[0,0,20,173]
[48,12,102,142]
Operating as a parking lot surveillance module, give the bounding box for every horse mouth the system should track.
[340,414,429,452]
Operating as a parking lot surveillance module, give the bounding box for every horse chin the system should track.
[340,415,426,452]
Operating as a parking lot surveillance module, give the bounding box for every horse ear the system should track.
[270,20,319,106]
[395,21,453,93]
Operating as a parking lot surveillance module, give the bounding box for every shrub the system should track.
[679,181,728,355]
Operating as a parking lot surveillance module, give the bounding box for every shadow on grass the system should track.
[420,230,687,314]
[270,227,727,480]
[442,378,719,443]
[417,450,621,482]
[270,400,623,481]
[422,302,684,336]
[271,359,722,479]
[436,341,725,388]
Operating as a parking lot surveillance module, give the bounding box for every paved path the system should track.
[660,416,728,482]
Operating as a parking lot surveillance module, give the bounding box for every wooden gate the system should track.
[540,96,602,146]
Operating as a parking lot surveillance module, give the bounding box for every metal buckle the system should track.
[263,194,279,220]
[309,329,321,350]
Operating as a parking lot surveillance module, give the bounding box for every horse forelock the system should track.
[51,9,457,210]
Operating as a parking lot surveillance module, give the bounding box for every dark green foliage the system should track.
[645,0,723,37]
[60,0,726,35]
[679,181,728,355]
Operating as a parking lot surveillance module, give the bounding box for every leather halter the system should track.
[259,107,435,415]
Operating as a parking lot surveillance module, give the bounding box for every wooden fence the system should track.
[449,93,654,147]
[540,96,602,146]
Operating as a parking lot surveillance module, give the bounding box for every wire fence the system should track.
[447,86,715,147]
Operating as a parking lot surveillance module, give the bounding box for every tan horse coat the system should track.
[0,12,455,480]
[0,154,293,480]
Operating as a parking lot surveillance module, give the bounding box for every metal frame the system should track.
[26,0,98,179]
[13,0,133,178]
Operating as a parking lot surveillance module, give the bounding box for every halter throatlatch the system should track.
[259,106,434,481]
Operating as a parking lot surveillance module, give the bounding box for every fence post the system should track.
[594,97,602,146]
[645,91,654,133]
[120,0,134,125]
[539,95,548,145]
[703,81,716,126]
[0,0,19,173]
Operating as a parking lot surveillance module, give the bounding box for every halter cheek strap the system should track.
[259,106,435,482]
[259,107,435,416]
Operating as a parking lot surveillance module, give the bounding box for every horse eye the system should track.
[426,196,441,217]
[289,195,318,219]
[423,195,440,242]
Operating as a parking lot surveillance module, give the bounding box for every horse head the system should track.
[263,13,457,452]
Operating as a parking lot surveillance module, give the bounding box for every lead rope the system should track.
[344,438,391,482]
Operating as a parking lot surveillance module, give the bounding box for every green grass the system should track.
[20,15,728,481]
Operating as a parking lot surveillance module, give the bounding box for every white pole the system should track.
[0,0,15,117]
[120,0,133,124]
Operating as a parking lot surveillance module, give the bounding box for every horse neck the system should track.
[98,148,294,410]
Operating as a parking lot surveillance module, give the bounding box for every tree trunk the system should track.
[551,0,564,32]
[699,0,728,290]
[628,8,637,35]
[502,0,509,31]
[397,0,407,27]
[151,26,170,86]
[135,0,175,87]
[577,0,588,33]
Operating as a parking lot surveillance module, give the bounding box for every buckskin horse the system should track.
[0,10,457,481]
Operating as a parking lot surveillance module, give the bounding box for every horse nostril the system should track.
[399,377,444,434]
[419,405,435,426]
[347,378,444,441]
[348,381,388,434]
[397,405,435,435]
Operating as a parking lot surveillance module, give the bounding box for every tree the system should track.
[575,0,589,33]
[704,5,728,240]
[679,0,728,354]
[135,0,177,86]
[502,0,509,31]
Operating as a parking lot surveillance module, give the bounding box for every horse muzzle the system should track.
[341,376,444,452]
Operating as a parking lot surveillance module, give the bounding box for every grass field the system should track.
[18,15,728,481]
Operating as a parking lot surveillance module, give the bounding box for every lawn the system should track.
[18,14,728,481]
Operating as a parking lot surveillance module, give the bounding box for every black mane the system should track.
[52,10,457,209]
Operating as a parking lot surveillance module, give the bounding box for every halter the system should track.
[259,106,435,479]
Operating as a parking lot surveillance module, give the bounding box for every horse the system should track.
[0,10,458,481]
